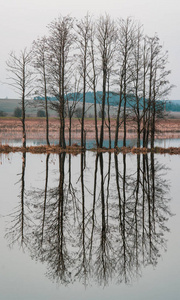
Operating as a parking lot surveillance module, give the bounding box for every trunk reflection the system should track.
[5,152,172,286]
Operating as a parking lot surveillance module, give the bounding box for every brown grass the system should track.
[0,118,180,155]
[0,144,85,155]
[1,117,180,141]
[0,144,180,155]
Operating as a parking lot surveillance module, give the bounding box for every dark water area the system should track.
[0,150,180,299]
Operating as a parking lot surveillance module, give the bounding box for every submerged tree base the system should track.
[0,144,180,155]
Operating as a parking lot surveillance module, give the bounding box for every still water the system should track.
[1,137,180,148]
[0,149,180,299]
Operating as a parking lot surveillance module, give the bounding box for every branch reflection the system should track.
[5,152,31,249]
[5,152,172,286]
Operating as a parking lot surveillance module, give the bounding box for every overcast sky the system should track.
[0,0,180,99]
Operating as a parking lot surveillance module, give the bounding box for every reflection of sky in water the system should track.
[1,138,180,148]
[0,152,180,300]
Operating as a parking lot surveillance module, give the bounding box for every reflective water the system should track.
[1,137,180,148]
[0,150,180,299]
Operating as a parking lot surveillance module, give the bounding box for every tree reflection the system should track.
[5,152,31,248]
[45,152,73,284]
[5,151,172,286]
[93,153,115,285]
[30,153,73,284]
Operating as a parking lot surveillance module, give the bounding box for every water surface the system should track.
[0,151,180,299]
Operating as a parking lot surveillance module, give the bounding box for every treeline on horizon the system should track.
[6,14,173,149]
[34,91,180,111]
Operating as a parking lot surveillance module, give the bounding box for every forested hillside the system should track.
[1,95,180,117]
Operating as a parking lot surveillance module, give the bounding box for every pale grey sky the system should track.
[0,0,180,99]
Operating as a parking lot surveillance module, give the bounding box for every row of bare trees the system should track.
[6,14,173,148]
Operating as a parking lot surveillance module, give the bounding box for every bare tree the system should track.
[33,36,50,145]
[66,73,82,146]
[141,35,173,148]
[89,21,99,147]
[142,36,150,148]
[130,24,143,148]
[6,48,33,147]
[47,16,74,148]
[96,14,117,148]
[76,14,92,148]
[105,71,113,148]
[148,36,172,148]
[114,18,136,148]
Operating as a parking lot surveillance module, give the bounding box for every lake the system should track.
[1,137,180,148]
[0,143,180,299]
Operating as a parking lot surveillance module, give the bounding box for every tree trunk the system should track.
[22,85,26,148]
[99,71,106,148]
[114,88,123,148]
[44,69,50,146]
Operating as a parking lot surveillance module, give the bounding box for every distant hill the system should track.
[165,100,180,112]
[1,94,180,117]
[34,91,121,106]
[35,92,180,111]
[35,91,144,109]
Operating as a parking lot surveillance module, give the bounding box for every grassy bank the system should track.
[0,144,180,155]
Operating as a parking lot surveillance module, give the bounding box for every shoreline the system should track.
[0,117,180,154]
[0,144,180,155]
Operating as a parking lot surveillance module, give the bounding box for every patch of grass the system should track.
[1,144,180,155]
